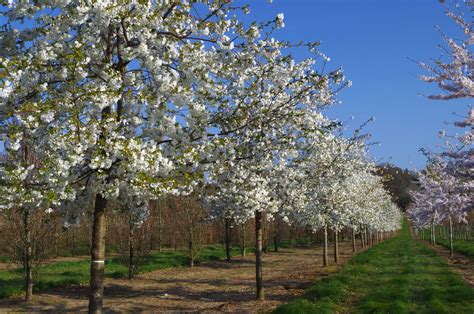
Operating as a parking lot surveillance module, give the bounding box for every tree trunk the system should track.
[289,227,295,249]
[173,235,178,251]
[449,216,454,258]
[72,228,76,257]
[362,228,366,248]
[66,229,70,255]
[352,228,357,253]
[128,218,134,279]
[430,223,433,244]
[323,226,328,267]
[54,230,58,258]
[88,193,107,314]
[273,218,280,252]
[262,220,269,254]
[255,211,264,301]
[241,225,246,257]
[273,234,279,253]
[189,219,194,268]
[225,218,231,262]
[23,210,33,302]
[157,206,162,253]
[333,230,339,263]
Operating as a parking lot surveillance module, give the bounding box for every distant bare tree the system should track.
[115,211,152,279]
[177,195,208,268]
[0,208,57,300]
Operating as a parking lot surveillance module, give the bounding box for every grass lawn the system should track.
[0,244,245,298]
[275,221,474,314]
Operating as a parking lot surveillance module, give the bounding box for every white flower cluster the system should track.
[0,1,399,236]
[207,115,401,234]
[409,3,473,232]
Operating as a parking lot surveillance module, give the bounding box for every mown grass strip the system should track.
[275,222,474,314]
[431,237,474,259]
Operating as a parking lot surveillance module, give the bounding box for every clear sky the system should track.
[240,0,470,170]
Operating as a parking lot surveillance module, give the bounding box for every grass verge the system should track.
[430,237,474,259]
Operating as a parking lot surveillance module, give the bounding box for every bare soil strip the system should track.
[0,242,360,313]
[417,238,474,289]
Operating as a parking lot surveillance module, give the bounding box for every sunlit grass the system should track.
[275,221,474,313]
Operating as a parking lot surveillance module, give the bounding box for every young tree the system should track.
[411,2,473,254]
[114,199,152,280]
[408,164,470,256]
[208,159,278,301]
[0,208,57,301]
[0,107,75,301]
[178,194,208,268]
[418,1,472,200]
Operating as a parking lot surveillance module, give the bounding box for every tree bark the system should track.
[430,223,433,245]
[289,227,295,249]
[241,225,246,257]
[225,217,231,262]
[333,230,339,263]
[157,206,162,253]
[273,218,280,252]
[262,220,269,254]
[366,227,370,246]
[23,210,33,302]
[255,211,264,301]
[54,230,58,258]
[362,228,366,248]
[72,228,76,257]
[273,234,279,253]
[188,213,195,268]
[449,216,454,258]
[88,193,107,314]
[323,226,328,267]
[352,228,357,253]
[128,217,134,279]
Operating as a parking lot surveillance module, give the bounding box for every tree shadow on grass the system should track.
[0,277,23,298]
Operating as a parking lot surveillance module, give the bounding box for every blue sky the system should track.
[241,0,470,170]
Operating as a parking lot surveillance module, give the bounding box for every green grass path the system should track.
[276,222,474,313]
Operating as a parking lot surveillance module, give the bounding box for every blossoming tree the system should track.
[0,0,348,310]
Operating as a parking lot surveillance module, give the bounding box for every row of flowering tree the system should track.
[0,0,400,312]
[207,120,402,300]
[407,2,473,257]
